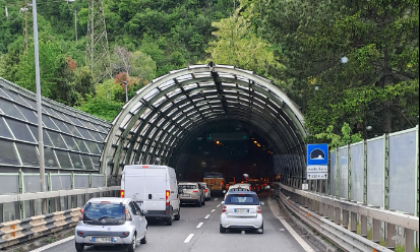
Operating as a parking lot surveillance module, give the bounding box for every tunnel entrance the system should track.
[101,64,307,186]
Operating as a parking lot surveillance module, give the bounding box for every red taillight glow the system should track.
[249,186,252,190]
[257,206,261,214]
[78,231,84,236]
[142,165,149,168]
[205,189,208,193]
[222,205,227,213]
[166,190,170,205]
[193,190,198,193]
[120,190,125,198]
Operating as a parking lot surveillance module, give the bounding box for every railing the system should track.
[0,171,109,222]
[0,186,121,249]
[273,183,419,252]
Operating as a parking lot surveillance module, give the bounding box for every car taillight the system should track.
[257,206,261,214]
[193,190,198,193]
[222,205,227,213]
[78,208,84,220]
[205,189,208,193]
[166,190,170,205]
[249,186,251,190]
[120,190,125,198]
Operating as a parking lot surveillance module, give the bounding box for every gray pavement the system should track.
[33,195,318,252]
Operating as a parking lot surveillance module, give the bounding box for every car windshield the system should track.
[83,202,126,225]
[179,184,197,189]
[225,194,259,205]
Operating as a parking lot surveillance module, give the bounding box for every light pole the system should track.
[32,0,47,214]
[122,81,128,102]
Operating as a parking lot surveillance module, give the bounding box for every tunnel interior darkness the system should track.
[101,64,307,186]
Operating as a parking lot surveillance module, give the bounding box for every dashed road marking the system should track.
[216,204,221,208]
[196,222,204,228]
[211,209,216,213]
[184,234,195,243]
[29,236,75,252]
[204,214,211,219]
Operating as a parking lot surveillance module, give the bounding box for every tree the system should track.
[205,0,278,76]
[16,40,79,106]
[257,0,419,136]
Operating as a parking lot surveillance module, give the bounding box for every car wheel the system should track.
[202,199,205,205]
[174,208,181,221]
[166,209,174,226]
[257,224,264,234]
[127,234,136,252]
[197,201,202,207]
[140,234,147,244]
[75,243,84,252]
[219,224,227,233]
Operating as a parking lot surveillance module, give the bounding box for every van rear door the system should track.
[124,168,167,211]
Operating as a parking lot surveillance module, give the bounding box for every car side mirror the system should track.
[265,186,271,190]
[260,202,265,206]
[221,201,225,204]
[223,190,226,194]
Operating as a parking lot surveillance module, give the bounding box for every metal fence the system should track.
[327,125,419,217]
[0,171,108,222]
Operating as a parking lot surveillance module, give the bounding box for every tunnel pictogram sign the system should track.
[306,144,329,180]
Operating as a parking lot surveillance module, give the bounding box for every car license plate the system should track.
[182,194,190,197]
[93,237,113,242]
[235,209,249,213]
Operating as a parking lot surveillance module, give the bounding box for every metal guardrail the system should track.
[0,186,121,249]
[273,183,419,252]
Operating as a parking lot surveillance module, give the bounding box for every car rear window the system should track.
[179,184,197,189]
[83,202,125,225]
[225,194,259,205]
[229,188,249,192]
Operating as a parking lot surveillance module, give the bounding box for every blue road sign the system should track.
[307,144,329,166]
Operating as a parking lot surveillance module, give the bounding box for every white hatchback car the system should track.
[220,191,263,234]
[75,197,148,252]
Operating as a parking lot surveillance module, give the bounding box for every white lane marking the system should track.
[29,236,75,252]
[196,222,204,228]
[211,209,216,213]
[216,204,221,208]
[215,198,218,201]
[204,214,211,219]
[184,234,195,243]
[268,199,316,252]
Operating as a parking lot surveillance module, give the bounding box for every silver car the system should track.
[75,197,148,252]
[178,182,205,207]
[198,182,211,201]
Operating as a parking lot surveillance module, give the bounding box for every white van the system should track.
[120,165,181,225]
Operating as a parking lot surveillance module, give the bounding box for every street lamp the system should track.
[32,0,47,214]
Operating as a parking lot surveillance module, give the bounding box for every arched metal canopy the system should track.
[101,64,307,182]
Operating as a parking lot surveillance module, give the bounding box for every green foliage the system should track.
[257,0,419,136]
[312,123,363,148]
[205,0,279,76]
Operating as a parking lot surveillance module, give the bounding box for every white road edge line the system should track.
[196,222,204,229]
[268,199,316,252]
[29,236,75,252]
[204,214,211,219]
[211,209,216,213]
[184,234,195,243]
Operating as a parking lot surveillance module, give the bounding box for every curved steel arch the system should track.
[101,64,307,184]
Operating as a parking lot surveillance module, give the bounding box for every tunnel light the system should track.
[254,141,258,144]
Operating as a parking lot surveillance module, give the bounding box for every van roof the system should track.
[124,165,169,169]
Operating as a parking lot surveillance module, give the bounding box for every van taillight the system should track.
[222,205,227,213]
[120,190,125,198]
[257,206,261,214]
[166,190,170,205]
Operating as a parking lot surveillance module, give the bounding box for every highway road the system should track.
[31,195,320,252]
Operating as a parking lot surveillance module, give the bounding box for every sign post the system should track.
[306,144,329,180]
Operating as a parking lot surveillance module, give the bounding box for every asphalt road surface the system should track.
[31,194,320,252]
